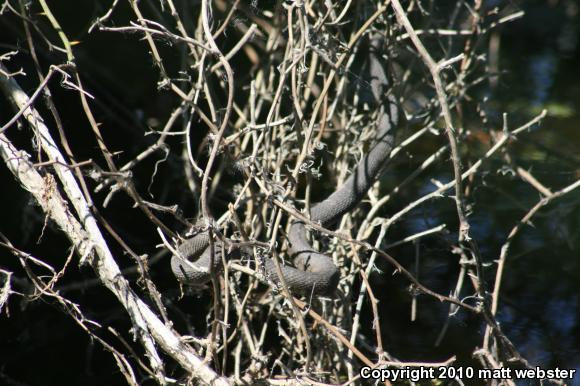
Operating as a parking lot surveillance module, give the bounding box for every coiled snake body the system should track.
[171,36,399,296]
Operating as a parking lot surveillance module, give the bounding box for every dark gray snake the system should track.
[171,35,399,297]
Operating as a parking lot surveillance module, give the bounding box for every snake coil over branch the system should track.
[171,34,399,296]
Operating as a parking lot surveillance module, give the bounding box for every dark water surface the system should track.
[380,2,580,382]
[489,4,580,377]
[0,1,579,385]
[404,1,580,385]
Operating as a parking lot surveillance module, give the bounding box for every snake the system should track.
[170,34,399,297]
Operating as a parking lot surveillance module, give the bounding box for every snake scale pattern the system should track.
[171,34,399,296]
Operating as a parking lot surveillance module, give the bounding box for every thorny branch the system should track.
[0,1,577,385]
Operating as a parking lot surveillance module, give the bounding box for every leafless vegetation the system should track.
[1,1,578,385]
